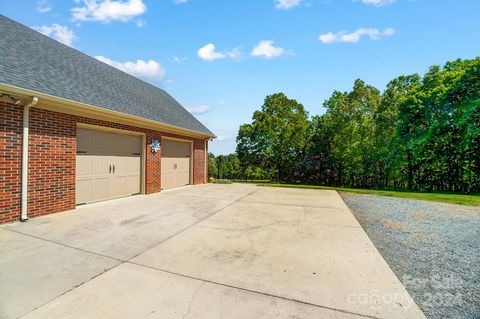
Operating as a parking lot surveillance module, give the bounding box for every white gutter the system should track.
[0,83,216,139]
[21,97,39,221]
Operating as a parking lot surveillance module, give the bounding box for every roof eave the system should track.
[0,82,216,139]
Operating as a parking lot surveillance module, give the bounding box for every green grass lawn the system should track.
[253,183,480,207]
[232,179,271,184]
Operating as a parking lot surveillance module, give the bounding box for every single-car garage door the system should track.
[76,128,142,205]
[161,139,191,190]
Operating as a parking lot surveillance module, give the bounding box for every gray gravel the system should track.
[340,193,480,319]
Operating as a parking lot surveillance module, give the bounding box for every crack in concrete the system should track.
[182,282,205,319]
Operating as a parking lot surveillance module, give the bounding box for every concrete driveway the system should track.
[0,184,424,319]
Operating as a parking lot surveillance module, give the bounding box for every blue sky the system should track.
[1,0,479,154]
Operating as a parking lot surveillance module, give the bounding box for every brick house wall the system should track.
[0,101,208,224]
[0,102,22,223]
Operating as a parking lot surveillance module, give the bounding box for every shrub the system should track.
[209,178,232,184]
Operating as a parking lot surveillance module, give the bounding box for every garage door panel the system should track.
[176,157,190,171]
[121,135,142,155]
[76,155,92,179]
[76,129,94,153]
[108,156,133,198]
[76,155,110,204]
[76,179,91,204]
[76,128,142,205]
[93,132,116,155]
[91,156,110,175]
[161,172,173,188]
[173,170,189,187]
[91,178,108,202]
[126,156,141,195]
[161,157,174,174]
[108,176,127,199]
[110,155,140,196]
[109,156,125,175]
[127,175,141,194]
[125,156,140,173]
[161,139,191,190]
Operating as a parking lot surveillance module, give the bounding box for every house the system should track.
[0,15,215,224]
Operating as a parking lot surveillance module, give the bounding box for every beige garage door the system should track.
[161,139,191,190]
[76,128,142,205]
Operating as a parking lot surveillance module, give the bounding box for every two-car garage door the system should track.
[76,128,142,205]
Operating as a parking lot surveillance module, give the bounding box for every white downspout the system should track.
[21,97,39,221]
[204,139,207,183]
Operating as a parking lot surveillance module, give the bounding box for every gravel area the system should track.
[340,193,480,319]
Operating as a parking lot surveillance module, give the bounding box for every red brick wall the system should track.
[193,139,207,184]
[145,131,162,193]
[28,108,76,218]
[0,102,22,223]
[0,102,208,224]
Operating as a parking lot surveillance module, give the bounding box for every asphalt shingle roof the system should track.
[0,14,214,137]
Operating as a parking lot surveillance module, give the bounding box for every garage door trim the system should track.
[161,136,194,188]
[76,123,147,197]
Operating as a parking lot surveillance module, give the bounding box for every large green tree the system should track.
[376,74,421,188]
[236,93,309,181]
[321,79,381,187]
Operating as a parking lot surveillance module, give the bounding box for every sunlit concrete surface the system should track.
[1,184,424,318]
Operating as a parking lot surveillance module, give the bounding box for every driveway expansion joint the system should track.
[17,263,122,319]
[239,198,349,210]
[127,260,380,319]
[3,227,124,263]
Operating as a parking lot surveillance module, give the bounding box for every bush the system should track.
[209,177,232,184]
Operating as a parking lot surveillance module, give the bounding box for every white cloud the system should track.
[354,0,396,7]
[174,0,188,3]
[215,135,228,141]
[319,28,395,43]
[251,40,290,58]
[187,105,210,114]
[197,44,241,62]
[71,0,146,23]
[136,18,146,27]
[198,44,225,61]
[227,47,242,60]
[95,56,166,81]
[275,0,301,10]
[34,24,76,46]
[37,0,52,13]
[173,56,187,64]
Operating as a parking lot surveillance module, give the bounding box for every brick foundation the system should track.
[0,101,208,224]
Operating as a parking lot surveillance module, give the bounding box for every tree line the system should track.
[210,57,479,193]
[208,153,270,181]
